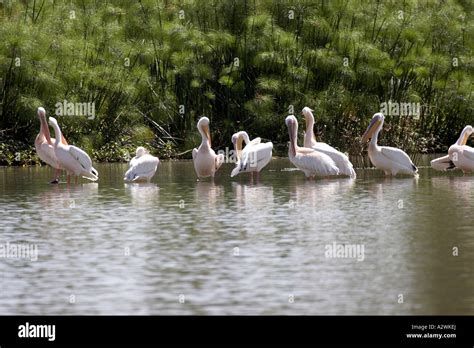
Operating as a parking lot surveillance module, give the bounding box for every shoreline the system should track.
[0,153,447,168]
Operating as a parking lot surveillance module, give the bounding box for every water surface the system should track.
[0,157,473,314]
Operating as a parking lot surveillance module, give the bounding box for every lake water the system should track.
[0,157,473,315]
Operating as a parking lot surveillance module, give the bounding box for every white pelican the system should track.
[230,131,273,178]
[285,115,339,178]
[447,126,474,173]
[302,107,356,178]
[124,146,159,182]
[361,113,418,176]
[192,117,224,178]
[431,126,473,171]
[48,117,98,184]
[34,107,68,183]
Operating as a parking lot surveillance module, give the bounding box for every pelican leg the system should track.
[67,175,71,185]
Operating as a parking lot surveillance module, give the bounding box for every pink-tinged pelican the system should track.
[34,107,68,183]
[124,146,159,182]
[361,113,418,176]
[302,107,356,178]
[192,117,224,178]
[48,117,98,184]
[430,126,473,171]
[285,115,339,178]
[230,131,273,179]
[446,126,474,173]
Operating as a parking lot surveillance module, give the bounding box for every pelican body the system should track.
[48,117,98,184]
[34,107,68,183]
[362,113,418,176]
[302,107,356,178]
[230,131,273,178]
[124,147,160,182]
[285,115,339,178]
[192,117,224,178]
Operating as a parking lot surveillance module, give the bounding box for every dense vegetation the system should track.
[0,0,473,165]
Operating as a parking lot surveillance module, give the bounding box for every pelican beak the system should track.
[204,125,211,146]
[38,110,53,145]
[236,135,244,160]
[462,132,470,146]
[362,118,380,142]
[288,122,297,157]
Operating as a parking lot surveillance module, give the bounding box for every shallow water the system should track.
[0,156,473,315]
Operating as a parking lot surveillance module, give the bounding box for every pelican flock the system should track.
[361,113,418,176]
[32,106,472,185]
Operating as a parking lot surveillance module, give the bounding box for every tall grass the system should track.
[0,0,472,164]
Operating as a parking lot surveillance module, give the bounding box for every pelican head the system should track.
[231,132,241,151]
[285,115,298,156]
[135,146,149,158]
[37,106,48,128]
[48,116,58,127]
[459,125,474,145]
[301,106,315,128]
[232,131,250,161]
[231,131,250,147]
[301,107,314,117]
[362,113,384,142]
[37,107,46,118]
[197,117,211,146]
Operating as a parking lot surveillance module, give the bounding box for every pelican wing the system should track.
[294,147,339,176]
[311,142,356,178]
[215,153,224,171]
[68,145,98,180]
[462,146,474,161]
[68,145,93,169]
[312,140,334,151]
[380,146,417,172]
[248,137,261,146]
